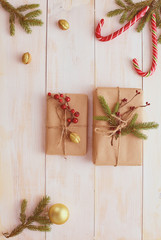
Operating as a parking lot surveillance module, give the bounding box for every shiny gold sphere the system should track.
[48,204,69,225]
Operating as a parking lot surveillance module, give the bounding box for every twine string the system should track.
[95,88,135,166]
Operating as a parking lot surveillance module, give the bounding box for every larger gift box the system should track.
[93,87,143,166]
[46,93,88,155]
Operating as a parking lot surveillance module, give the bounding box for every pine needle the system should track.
[17,4,40,12]
[94,116,110,121]
[27,225,51,232]
[107,8,124,17]
[132,122,159,130]
[129,113,138,126]
[112,102,120,114]
[33,196,50,216]
[131,130,148,139]
[20,199,27,224]
[115,0,126,8]
[98,96,111,115]
[24,10,42,19]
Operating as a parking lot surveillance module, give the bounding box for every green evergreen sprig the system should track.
[0,0,43,36]
[107,0,161,43]
[3,196,52,238]
[94,92,159,144]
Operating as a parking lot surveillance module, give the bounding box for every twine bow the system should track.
[94,87,135,166]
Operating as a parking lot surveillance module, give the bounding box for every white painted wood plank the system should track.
[46,1,94,240]
[143,25,161,240]
[95,0,143,239]
[0,1,46,239]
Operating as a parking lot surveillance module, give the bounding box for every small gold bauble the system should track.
[69,132,81,144]
[48,203,69,225]
[58,19,69,30]
[22,52,31,64]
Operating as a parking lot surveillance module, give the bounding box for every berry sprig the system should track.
[94,90,159,144]
[48,92,80,125]
[117,90,150,118]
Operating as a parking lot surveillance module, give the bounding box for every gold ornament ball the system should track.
[48,204,69,225]
[22,52,31,64]
[58,19,69,30]
[69,132,80,144]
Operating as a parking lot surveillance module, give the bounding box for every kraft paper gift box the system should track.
[46,93,88,156]
[93,87,143,166]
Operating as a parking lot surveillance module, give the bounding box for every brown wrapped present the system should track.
[93,87,143,166]
[46,93,88,156]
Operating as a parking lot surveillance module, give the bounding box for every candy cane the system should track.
[95,6,149,41]
[132,13,158,77]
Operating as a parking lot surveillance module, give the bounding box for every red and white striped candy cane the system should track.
[95,6,149,41]
[132,13,158,77]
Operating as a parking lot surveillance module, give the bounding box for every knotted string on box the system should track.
[94,87,135,166]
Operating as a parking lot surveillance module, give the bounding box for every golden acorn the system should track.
[58,19,69,30]
[69,132,80,144]
[22,52,31,64]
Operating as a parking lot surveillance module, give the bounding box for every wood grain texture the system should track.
[46,1,95,240]
[0,0,46,239]
[95,0,143,239]
[143,25,161,240]
[0,0,161,239]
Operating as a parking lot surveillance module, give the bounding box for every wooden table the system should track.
[0,0,161,239]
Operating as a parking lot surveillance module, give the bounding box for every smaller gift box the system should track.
[46,93,88,156]
[93,87,144,166]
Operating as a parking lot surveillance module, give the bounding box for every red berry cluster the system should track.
[48,92,80,124]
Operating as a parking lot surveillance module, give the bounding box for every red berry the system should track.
[122,98,127,102]
[130,106,135,110]
[116,112,120,117]
[48,92,51,96]
[65,96,71,102]
[61,104,67,110]
[74,111,80,117]
[71,109,75,114]
[67,118,72,123]
[116,130,121,135]
[146,102,150,105]
[54,94,59,99]
[60,94,64,97]
[72,118,78,123]
[67,106,70,110]
[59,99,63,103]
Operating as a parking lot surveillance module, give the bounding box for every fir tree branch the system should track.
[0,0,43,36]
[3,196,52,238]
[106,0,161,42]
